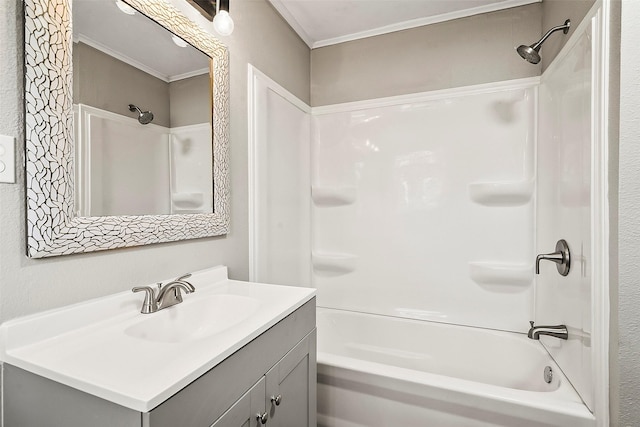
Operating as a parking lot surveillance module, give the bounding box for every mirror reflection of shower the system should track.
[516,19,571,64]
[128,103,154,124]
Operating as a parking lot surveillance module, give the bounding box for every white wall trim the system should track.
[269,0,315,48]
[247,64,312,282]
[249,66,312,114]
[168,68,210,82]
[74,35,208,83]
[74,35,172,83]
[311,77,541,115]
[310,0,541,49]
[270,0,540,49]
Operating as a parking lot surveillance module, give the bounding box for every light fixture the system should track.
[115,0,136,15]
[171,35,188,48]
[187,0,234,36]
[213,0,234,36]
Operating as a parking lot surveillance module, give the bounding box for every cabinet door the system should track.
[265,330,316,427]
[211,377,266,427]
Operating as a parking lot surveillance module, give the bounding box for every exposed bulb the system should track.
[115,0,136,15]
[213,10,234,36]
[171,35,188,48]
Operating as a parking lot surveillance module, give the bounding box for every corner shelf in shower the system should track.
[469,262,533,291]
[311,186,357,207]
[171,192,205,209]
[312,252,358,276]
[468,179,534,206]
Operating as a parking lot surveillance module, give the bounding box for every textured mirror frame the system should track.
[24,0,230,258]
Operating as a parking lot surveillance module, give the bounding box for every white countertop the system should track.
[0,266,316,412]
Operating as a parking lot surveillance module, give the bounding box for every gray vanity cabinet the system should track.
[211,378,266,427]
[265,334,316,427]
[2,299,316,427]
[210,331,316,427]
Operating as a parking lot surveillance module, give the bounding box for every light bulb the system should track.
[171,35,188,48]
[213,10,234,36]
[115,0,136,15]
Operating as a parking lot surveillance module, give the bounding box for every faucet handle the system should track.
[530,320,535,328]
[535,239,570,276]
[175,273,192,282]
[132,286,158,314]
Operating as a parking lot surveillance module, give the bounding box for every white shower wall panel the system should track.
[536,15,595,410]
[312,83,537,332]
[249,68,311,287]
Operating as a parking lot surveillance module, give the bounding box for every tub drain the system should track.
[544,366,553,384]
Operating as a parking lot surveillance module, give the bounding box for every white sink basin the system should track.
[0,266,316,412]
[124,294,261,343]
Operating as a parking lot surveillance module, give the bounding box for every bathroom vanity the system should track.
[0,266,316,427]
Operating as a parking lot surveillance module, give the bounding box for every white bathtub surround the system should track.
[316,308,595,426]
[0,266,316,411]
[248,65,312,287]
[536,2,611,417]
[311,79,538,333]
[74,104,213,217]
[249,3,612,417]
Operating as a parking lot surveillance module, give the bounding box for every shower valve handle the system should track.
[535,239,570,276]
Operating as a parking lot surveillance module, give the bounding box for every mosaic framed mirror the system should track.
[24,0,229,258]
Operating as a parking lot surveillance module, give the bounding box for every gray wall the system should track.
[618,0,639,424]
[169,73,211,127]
[310,3,541,106]
[73,42,171,127]
[74,42,212,128]
[0,0,309,324]
[540,0,597,71]
[607,0,621,424]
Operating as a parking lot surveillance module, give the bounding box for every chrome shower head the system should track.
[128,104,154,125]
[517,19,571,64]
[517,44,541,64]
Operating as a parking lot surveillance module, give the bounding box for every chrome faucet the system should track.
[132,273,195,314]
[527,321,568,340]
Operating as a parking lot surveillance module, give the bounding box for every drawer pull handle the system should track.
[257,412,268,424]
[270,394,282,406]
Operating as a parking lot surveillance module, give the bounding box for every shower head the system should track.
[517,19,571,64]
[128,104,154,125]
[517,45,542,65]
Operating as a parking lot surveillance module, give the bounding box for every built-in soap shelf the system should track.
[172,192,204,209]
[469,262,533,291]
[312,252,357,276]
[312,186,357,207]
[468,179,534,206]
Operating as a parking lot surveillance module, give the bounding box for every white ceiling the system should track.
[269,0,540,48]
[73,0,210,82]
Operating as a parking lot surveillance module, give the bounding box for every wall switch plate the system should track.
[0,135,16,183]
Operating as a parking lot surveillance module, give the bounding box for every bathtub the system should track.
[316,307,595,427]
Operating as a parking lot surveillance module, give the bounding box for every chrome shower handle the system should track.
[535,239,570,276]
[535,252,564,271]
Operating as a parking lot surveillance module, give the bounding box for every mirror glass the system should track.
[72,0,213,216]
[25,0,229,258]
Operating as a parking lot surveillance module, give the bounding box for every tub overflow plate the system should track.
[544,366,553,384]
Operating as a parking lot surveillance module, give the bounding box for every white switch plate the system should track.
[0,135,16,183]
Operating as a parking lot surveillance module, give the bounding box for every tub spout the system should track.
[527,321,568,340]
